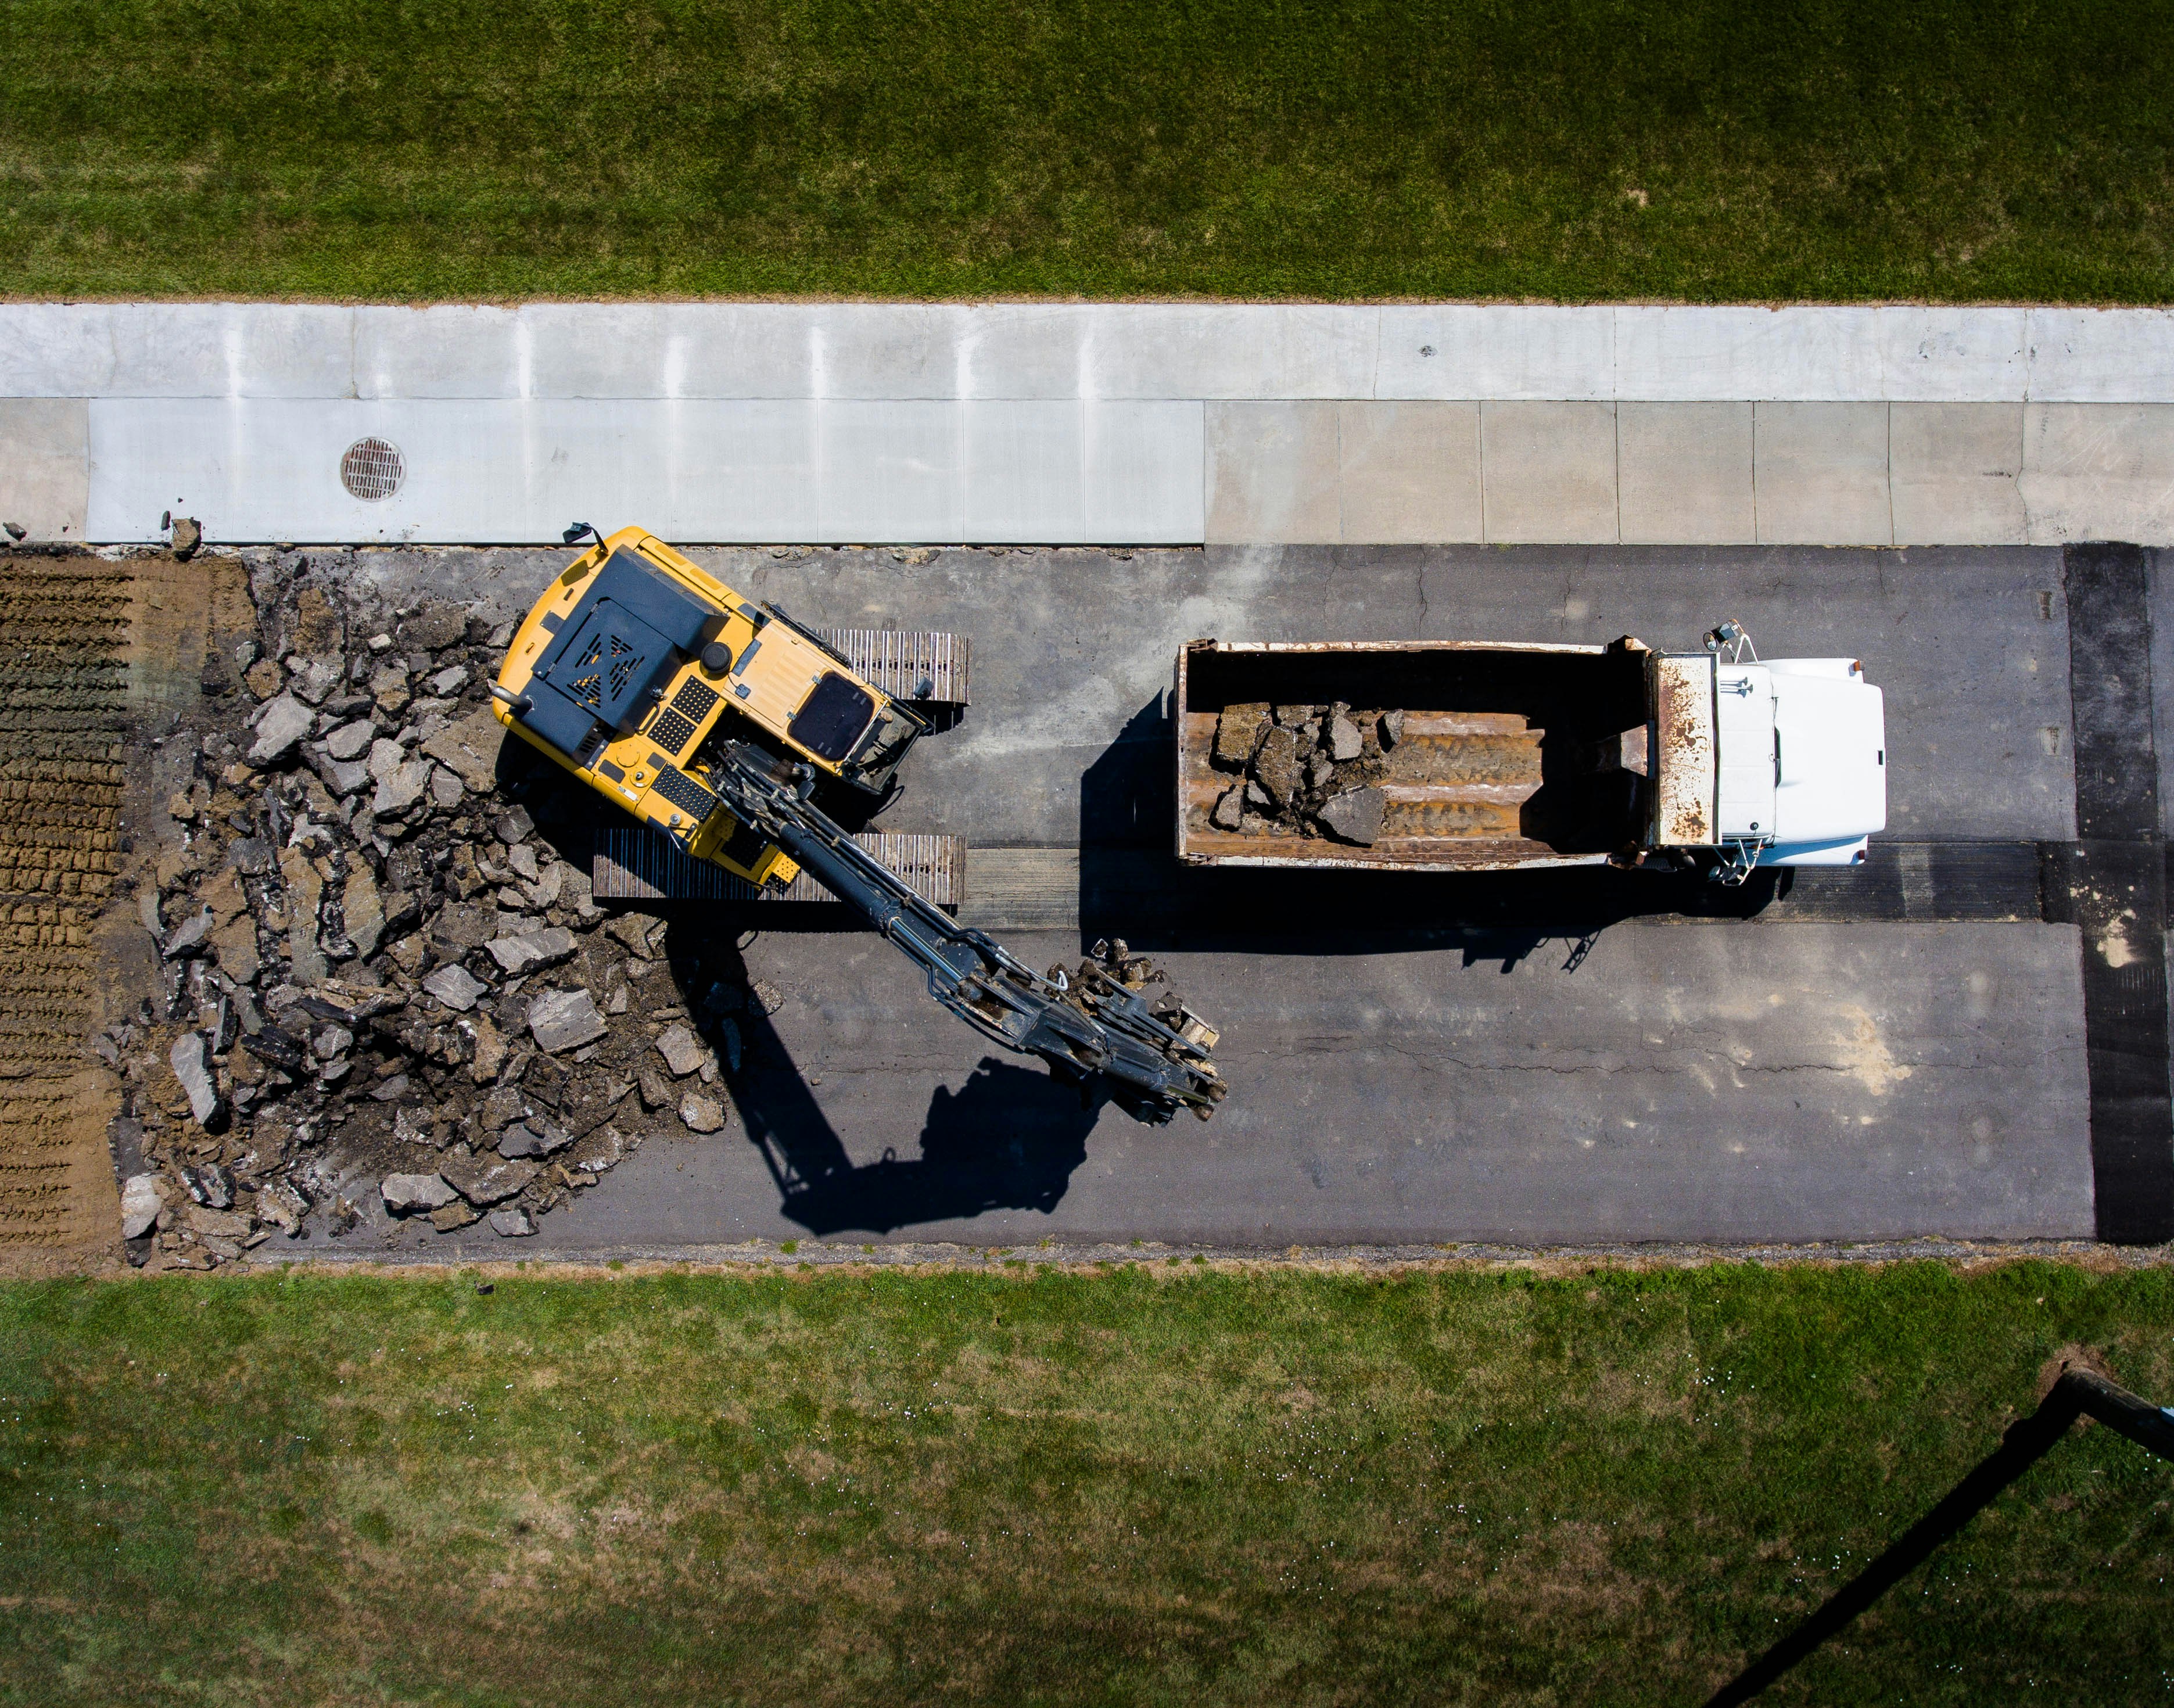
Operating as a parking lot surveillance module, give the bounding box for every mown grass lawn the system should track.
[1,0,2169,302]
[0,1260,2169,1705]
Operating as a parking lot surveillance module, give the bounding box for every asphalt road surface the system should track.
[300,541,2166,1254]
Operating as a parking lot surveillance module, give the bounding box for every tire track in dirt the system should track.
[0,554,130,1253]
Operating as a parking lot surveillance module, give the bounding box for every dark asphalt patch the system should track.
[2058,542,2173,1244]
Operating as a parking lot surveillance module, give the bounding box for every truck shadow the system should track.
[658,917,1096,1236]
[1079,693,1788,969]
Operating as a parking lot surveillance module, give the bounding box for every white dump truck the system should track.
[1175,624,1886,883]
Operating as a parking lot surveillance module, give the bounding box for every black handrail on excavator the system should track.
[701,740,1226,1124]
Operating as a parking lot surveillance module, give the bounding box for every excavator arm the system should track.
[699,740,1228,1124]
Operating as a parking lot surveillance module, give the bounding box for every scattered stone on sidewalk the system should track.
[528,988,606,1053]
[680,1092,726,1133]
[488,1205,537,1238]
[382,1173,458,1212]
[430,1200,482,1232]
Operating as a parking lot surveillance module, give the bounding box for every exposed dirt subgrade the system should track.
[0,553,131,1255]
[106,548,770,1271]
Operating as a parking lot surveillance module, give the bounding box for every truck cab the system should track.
[1174,626,1887,882]
[1652,651,1886,873]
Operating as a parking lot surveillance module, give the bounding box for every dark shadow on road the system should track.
[1078,857,1792,966]
[758,1058,1099,1236]
[654,912,1097,1236]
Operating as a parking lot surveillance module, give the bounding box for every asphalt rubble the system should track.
[101,556,777,1271]
[1209,701,1398,845]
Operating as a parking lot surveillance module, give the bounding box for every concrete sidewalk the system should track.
[7,303,2174,546]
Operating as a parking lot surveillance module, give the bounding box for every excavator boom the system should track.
[705,741,1226,1123]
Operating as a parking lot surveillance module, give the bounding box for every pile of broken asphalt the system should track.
[104,555,778,1270]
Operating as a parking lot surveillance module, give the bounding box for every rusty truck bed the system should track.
[1175,638,1652,871]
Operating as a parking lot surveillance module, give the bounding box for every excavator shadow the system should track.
[755,1058,1099,1236]
[658,914,1100,1236]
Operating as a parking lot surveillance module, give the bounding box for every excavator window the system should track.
[788,672,877,762]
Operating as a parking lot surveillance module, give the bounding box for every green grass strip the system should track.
[1,1260,2169,1703]
[1,1,2171,302]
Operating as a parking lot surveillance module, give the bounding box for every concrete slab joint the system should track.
[7,304,2174,544]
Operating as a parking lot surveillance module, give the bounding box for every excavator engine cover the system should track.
[519,551,722,753]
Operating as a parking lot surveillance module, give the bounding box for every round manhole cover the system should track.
[340,437,406,501]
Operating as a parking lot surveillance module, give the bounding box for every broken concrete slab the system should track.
[382,1172,458,1212]
[1320,786,1386,845]
[680,1092,727,1133]
[168,1031,223,1127]
[653,1022,708,1078]
[1214,703,1269,768]
[441,1152,539,1205]
[497,1118,575,1158]
[528,988,607,1053]
[422,707,505,794]
[343,867,385,960]
[323,719,375,762]
[1254,725,1302,806]
[247,694,315,766]
[486,925,575,977]
[161,905,215,960]
[422,963,486,1012]
[119,1174,163,1239]
[372,758,432,816]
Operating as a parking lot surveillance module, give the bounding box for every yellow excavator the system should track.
[491,527,1226,1123]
